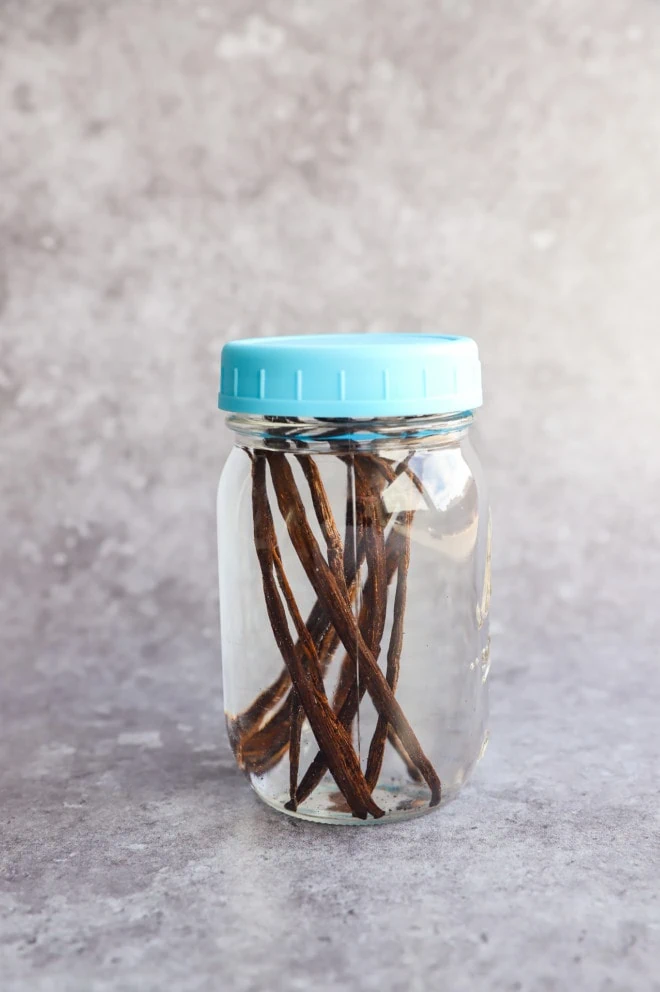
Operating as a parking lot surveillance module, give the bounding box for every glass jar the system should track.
[217,335,491,825]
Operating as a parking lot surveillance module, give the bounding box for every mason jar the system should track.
[217,334,491,825]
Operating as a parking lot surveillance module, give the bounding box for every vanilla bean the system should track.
[388,728,423,783]
[297,455,346,580]
[320,464,389,728]
[287,689,304,809]
[269,549,312,813]
[284,455,375,813]
[340,454,427,787]
[293,467,388,807]
[252,455,384,820]
[294,506,413,806]
[226,669,290,766]
[334,456,417,789]
[329,460,365,712]
[331,457,386,714]
[305,457,388,727]
[231,698,292,775]
[342,460,360,584]
[346,453,425,784]
[365,509,413,789]
[266,452,441,807]
[341,465,389,718]
[284,455,358,805]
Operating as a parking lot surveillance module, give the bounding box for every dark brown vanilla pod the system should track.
[296,504,416,807]
[365,510,413,790]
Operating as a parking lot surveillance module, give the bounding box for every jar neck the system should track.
[226,411,474,452]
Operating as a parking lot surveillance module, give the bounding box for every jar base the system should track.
[252,780,458,825]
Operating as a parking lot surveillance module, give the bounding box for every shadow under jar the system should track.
[217,334,491,825]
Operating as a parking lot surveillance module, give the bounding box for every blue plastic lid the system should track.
[218,333,482,418]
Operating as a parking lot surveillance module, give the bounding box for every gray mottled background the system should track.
[2,2,660,990]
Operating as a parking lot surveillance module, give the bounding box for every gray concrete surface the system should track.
[2,1,660,989]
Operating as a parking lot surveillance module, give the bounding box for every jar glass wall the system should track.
[217,413,491,825]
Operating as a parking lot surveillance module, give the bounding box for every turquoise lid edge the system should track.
[218,333,483,418]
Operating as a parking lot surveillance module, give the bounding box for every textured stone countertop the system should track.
[3,0,660,988]
[3,599,660,992]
